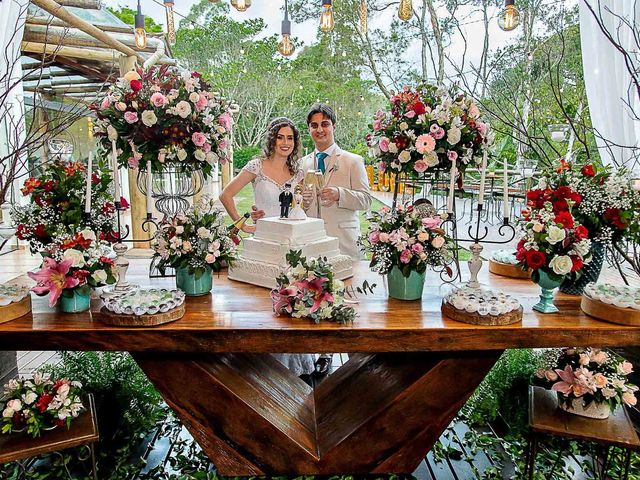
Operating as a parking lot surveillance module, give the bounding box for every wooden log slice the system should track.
[0,296,32,324]
[441,301,523,326]
[580,295,640,326]
[99,302,185,327]
[488,259,531,279]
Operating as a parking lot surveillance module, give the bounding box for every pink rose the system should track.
[400,249,412,263]
[202,142,211,153]
[219,139,228,150]
[373,119,382,131]
[415,134,435,154]
[368,231,380,243]
[377,161,386,173]
[619,361,634,375]
[115,102,127,112]
[196,94,208,111]
[431,236,445,249]
[379,137,390,152]
[404,110,416,119]
[127,156,139,168]
[219,112,233,130]
[422,217,442,229]
[623,391,637,406]
[192,132,207,147]
[447,150,458,162]
[379,232,390,242]
[124,111,138,124]
[476,121,487,136]
[430,124,445,139]
[150,92,167,108]
[100,97,111,109]
[411,243,424,254]
[205,253,216,263]
[414,160,428,173]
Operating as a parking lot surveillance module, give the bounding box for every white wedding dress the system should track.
[243,158,315,376]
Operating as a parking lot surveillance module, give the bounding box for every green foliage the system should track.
[233,145,262,171]
[107,6,164,33]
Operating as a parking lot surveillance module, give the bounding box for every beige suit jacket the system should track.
[301,146,372,260]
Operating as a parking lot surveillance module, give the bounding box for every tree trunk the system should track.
[0,351,17,385]
[425,0,444,84]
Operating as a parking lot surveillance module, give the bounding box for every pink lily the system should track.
[28,257,79,307]
[270,286,298,315]
[551,365,577,396]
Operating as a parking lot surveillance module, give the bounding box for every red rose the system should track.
[525,250,547,270]
[393,135,409,150]
[411,101,426,115]
[43,180,56,192]
[12,411,25,428]
[605,208,627,230]
[554,211,574,228]
[36,393,53,412]
[119,197,130,209]
[73,270,90,282]
[515,248,526,262]
[570,256,584,272]
[552,200,568,212]
[100,256,115,265]
[34,224,47,238]
[130,79,142,92]
[16,224,28,240]
[575,225,589,240]
[581,164,595,177]
[555,186,572,199]
[91,173,101,185]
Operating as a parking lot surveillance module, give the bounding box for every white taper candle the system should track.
[111,140,121,203]
[84,151,93,214]
[477,150,487,206]
[146,160,153,215]
[503,157,509,218]
[447,159,457,214]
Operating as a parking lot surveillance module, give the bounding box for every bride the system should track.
[219,117,315,378]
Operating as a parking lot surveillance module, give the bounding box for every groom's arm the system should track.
[336,155,372,212]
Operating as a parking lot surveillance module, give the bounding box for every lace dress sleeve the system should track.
[242,158,262,176]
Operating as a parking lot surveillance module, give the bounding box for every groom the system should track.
[301,103,371,260]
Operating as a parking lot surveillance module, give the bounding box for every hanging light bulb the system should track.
[398,0,412,21]
[278,0,295,57]
[320,0,334,33]
[231,0,251,12]
[498,0,520,31]
[134,0,147,50]
[164,0,176,46]
[359,0,367,34]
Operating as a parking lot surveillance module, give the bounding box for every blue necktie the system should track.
[316,152,328,174]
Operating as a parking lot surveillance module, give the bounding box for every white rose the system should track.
[141,110,158,127]
[549,255,573,275]
[182,240,193,252]
[6,399,22,412]
[399,122,409,131]
[79,229,96,242]
[205,253,216,263]
[216,125,226,134]
[107,125,118,141]
[189,92,200,103]
[177,149,188,161]
[2,407,13,418]
[424,151,439,167]
[22,391,37,405]
[546,225,566,245]
[92,269,108,283]
[63,249,85,268]
[205,152,218,165]
[175,100,192,119]
[532,222,544,233]
[194,149,206,161]
[574,239,591,257]
[175,225,184,234]
[398,150,412,163]
[447,127,461,145]
[197,227,211,239]
[388,142,398,154]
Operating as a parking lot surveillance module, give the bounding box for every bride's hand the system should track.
[241,224,256,234]
[250,205,266,222]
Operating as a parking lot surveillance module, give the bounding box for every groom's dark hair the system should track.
[306,103,337,125]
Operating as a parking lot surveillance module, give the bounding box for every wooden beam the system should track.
[22,42,123,62]
[29,0,142,61]
[50,85,103,93]
[27,17,135,34]
[50,78,102,86]
[50,55,112,82]
[55,0,101,8]
[24,27,158,53]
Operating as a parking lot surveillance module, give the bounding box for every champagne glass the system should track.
[304,170,317,189]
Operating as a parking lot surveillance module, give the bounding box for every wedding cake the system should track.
[228,217,353,288]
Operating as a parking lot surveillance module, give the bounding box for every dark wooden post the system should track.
[0,351,18,385]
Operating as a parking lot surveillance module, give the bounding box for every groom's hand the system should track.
[320,187,340,207]
[250,204,265,222]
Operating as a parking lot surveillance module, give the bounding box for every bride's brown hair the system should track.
[263,117,301,175]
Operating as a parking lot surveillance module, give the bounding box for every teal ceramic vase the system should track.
[176,266,212,296]
[559,241,605,295]
[532,270,563,313]
[387,266,426,301]
[59,289,91,313]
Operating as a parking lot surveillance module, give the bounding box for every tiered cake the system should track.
[228,217,353,288]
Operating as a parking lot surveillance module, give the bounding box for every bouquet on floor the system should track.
[366,83,492,175]
[92,66,232,178]
[152,199,238,277]
[12,160,118,253]
[534,347,638,413]
[361,203,452,277]
[516,185,592,282]
[1,373,85,437]
[271,250,355,324]
[28,229,116,307]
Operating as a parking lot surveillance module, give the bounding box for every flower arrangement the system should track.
[516,185,592,281]
[534,347,638,413]
[534,159,640,244]
[1,373,84,437]
[12,160,117,254]
[152,199,238,276]
[28,229,116,307]
[366,84,492,176]
[92,66,232,179]
[361,204,451,277]
[270,250,355,324]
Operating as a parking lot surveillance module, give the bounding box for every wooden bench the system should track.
[0,394,99,479]
[526,386,640,479]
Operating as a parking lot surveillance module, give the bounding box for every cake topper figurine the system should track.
[279,183,294,218]
[288,185,307,220]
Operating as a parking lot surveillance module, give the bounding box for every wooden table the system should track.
[2,262,640,475]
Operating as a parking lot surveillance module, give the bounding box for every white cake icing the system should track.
[229,216,353,288]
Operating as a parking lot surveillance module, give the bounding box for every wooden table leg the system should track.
[134,350,502,475]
